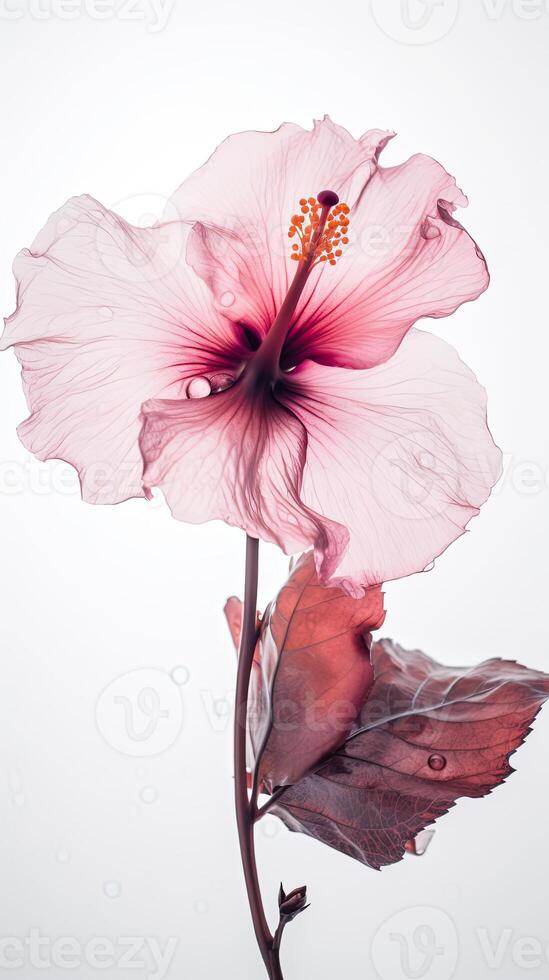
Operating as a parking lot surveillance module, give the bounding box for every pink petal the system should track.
[169,119,486,371]
[139,383,348,578]
[280,329,502,593]
[186,221,273,337]
[168,116,394,326]
[1,195,242,503]
[285,153,488,369]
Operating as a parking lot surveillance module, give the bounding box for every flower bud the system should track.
[278,884,309,921]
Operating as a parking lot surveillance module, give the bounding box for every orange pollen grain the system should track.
[287,195,350,267]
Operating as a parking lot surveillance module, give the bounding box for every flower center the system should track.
[288,194,350,268]
[243,190,350,389]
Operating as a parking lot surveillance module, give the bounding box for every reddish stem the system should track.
[234,535,284,980]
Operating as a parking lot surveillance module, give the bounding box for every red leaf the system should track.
[224,596,262,652]
[224,596,244,652]
[270,639,549,869]
[224,552,385,793]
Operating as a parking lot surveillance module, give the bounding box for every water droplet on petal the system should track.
[209,372,234,393]
[220,291,235,308]
[99,306,113,320]
[103,881,122,899]
[421,216,440,241]
[428,753,447,772]
[186,376,212,399]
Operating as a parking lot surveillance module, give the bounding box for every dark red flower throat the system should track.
[243,190,350,391]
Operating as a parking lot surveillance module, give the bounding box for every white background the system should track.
[1,2,548,978]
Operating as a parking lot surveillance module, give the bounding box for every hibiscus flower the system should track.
[1,117,501,594]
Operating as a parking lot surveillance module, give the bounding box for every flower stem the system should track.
[234,535,284,980]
